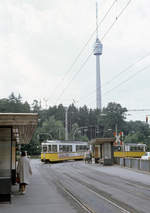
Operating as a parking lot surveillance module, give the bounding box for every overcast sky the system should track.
[1,0,150,121]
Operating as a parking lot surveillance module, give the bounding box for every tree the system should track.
[102,102,127,134]
[40,116,65,140]
[32,100,41,112]
[0,93,30,113]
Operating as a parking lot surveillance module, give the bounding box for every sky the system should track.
[1,0,150,121]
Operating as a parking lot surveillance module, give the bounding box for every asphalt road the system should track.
[1,159,150,213]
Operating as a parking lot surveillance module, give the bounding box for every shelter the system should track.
[90,138,115,165]
[0,113,38,202]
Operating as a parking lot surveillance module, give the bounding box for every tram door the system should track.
[0,127,12,202]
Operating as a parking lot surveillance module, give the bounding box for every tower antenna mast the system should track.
[96,1,98,39]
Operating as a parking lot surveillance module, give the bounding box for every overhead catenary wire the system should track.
[54,0,132,105]
[78,51,150,104]
[50,0,118,103]
[72,0,133,104]
[86,64,150,107]
[101,0,132,40]
[103,52,150,87]
[103,64,150,96]
[55,50,93,105]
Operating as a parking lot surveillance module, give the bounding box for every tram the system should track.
[41,140,89,163]
[114,143,147,158]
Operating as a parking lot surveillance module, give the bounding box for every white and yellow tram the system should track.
[114,143,147,158]
[41,140,89,163]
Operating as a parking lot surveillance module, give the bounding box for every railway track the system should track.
[46,166,132,213]
[54,177,131,213]
[41,163,143,213]
[55,180,96,213]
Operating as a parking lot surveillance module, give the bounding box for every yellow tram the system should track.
[114,143,147,158]
[41,140,89,163]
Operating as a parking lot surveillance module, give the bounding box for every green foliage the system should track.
[1,93,150,154]
[0,93,30,113]
[40,116,65,140]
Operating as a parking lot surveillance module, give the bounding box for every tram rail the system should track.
[40,163,142,213]
[55,180,96,213]
[48,168,133,213]
[54,177,131,213]
[61,173,132,213]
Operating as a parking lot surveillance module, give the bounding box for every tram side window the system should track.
[69,145,72,152]
[59,145,63,152]
[52,145,57,152]
[59,145,72,152]
[48,145,51,152]
[43,146,47,152]
[65,145,72,152]
[76,145,79,151]
[62,145,67,152]
[76,145,87,151]
[138,146,144,151]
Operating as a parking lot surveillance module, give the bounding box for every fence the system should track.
[114,157,150,172]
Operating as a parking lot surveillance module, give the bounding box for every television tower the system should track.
[93,1,103,110]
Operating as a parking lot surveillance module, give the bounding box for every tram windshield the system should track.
[42,145,47,152]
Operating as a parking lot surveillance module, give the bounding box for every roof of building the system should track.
[0,113,38,144]
[90,137,115,145]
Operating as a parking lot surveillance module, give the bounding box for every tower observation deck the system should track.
[93,2,103,110]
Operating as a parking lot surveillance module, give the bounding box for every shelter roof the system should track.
[0,113,38,144]
[90,138,115,145]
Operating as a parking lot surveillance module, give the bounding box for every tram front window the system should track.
[43,146,47,153]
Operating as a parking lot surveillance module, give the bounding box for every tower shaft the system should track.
[96,55,102,110]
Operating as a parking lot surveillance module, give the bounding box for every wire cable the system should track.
[103,52,150,87]
[103,64,150,96]
[55,51,93,105]
[78,51,150,104]
[86,64,150,107]
[49,0,117,101]
[54,0,132,106]
[75,0,133,104]
[101,0,132,40]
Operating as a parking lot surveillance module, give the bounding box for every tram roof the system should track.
[125,143,146,146]
[43,140,88,145]
[0,113,38,144]
[90,138,115,145]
